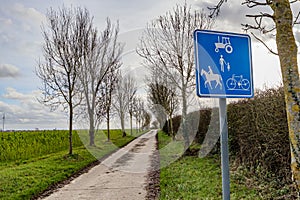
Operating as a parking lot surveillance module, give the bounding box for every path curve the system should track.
[43,130,158,200]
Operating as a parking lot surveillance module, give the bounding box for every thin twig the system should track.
[294,11,300,25]
[250,32,278,55]
[208,0,227,18]
[242,0,272,8]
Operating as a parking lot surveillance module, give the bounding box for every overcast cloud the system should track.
[0,64,20,78]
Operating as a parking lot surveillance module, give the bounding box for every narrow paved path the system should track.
[43,130,157,200]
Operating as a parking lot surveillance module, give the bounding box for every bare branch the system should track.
[246,13,274,19]
[208,0,227,18]
[242,0,272,8]
[242,12,275,34]
[251,32,278,55]
[294,11,300,25]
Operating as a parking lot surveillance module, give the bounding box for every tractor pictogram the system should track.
[215,36,233,54]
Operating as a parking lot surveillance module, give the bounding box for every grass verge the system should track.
[158,130,262,200]
[0,129,146,200]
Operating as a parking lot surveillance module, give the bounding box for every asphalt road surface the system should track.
[43,130,158,200]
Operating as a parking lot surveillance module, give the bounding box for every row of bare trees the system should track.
[36,7,149,154]
[138,3,214,149]
[146,70,179,140]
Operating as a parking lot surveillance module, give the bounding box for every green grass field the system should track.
[158,131,262,200]
[0,129,145,200]
[0,130,83,162]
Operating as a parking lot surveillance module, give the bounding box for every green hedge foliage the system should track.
[228,87,291,186]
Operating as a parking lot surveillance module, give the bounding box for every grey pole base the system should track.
[219,98,230,200]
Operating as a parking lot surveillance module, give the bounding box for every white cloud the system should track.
[2,87,30,100]
[0,64,20,78]
[0,3,45,59]
[0,17,12,25]
[0,87,67,130]
[12,3,46,27]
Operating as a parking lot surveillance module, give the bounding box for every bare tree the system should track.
[147,73,179,139]
[37,7,89,155]
[79,18,123,146]
[151,104,167,130]
[128,97,136,135]
[208,0,300,193]
[141,110,152,130]
[133,97,144,133]
[137,3,214,148]
[113,74,137,137]
[96,69,119,141]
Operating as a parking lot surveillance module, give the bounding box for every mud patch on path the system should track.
[130,138,149,153]
[111,152,134,169]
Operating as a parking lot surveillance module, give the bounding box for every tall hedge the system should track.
[227,87,291,185]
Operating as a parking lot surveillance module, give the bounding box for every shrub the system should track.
[227,87,291,186]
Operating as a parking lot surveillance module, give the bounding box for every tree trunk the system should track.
[138,120,141,133]
[89,112,95,146]
[130,113,133,135]
[169,115,175,140]
[136,119,138,133]
[272,0,300,193]
[181,85,190,150]
[107,111,110,141]
[166,116,170,136]
[89,127,95,146]
[120,111,126,137]
[68,103,73,155]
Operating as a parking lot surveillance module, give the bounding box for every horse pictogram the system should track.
[201,67,222,90]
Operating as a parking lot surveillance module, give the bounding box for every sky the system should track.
[0,0,299,130]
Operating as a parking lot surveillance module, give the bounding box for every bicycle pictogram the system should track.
[226,74,250,90]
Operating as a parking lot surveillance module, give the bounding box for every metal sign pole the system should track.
[1,112,4,131]
[219,98,230,200]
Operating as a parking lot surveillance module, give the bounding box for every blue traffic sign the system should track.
[194,30,254,98]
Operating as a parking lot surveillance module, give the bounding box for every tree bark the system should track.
[121,111,126,137]
[181,85,190,150]
[68,102,73,155]
[130,114,133,135]
[169,115,175,140]
[88,105,95,146]
[107,110,110,141]
[89,125,95,146]
[272,0,300,193]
